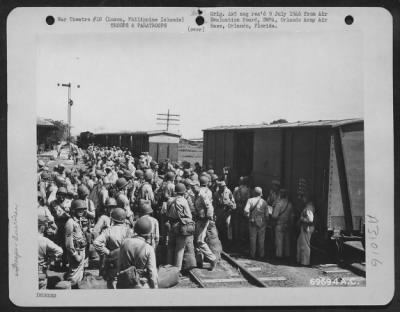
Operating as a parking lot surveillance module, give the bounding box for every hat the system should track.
[111,207,127,223]
[134,216,152,235]
[138,199,153,215]
[56,186,67,195]
[38,160,45,168]
[122,169,133,179]
[116,177,129,190]
[95,170,105,178]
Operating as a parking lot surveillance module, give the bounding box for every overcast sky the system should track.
[36,31,363,138]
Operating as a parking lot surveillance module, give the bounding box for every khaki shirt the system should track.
[38,234,63,273]
[194,187,214,219]
[119,236,158,288]
[244,196,269,227]
[167,196,192,220]
[93,223,132,255]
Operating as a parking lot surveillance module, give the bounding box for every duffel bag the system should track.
[157,265,180,288]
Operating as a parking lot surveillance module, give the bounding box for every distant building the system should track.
[37,117,57,152]
[79,130,181,162]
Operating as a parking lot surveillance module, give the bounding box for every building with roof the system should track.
[203,118,364,244]
[37,117,57,152]
[79,130,181,162]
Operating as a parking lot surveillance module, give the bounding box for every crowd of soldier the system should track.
[37,145,316,290]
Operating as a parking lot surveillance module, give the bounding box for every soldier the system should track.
[65,199,88,286]
[233,176,251,243]
[93,197,117,239]
[244,187,269,259]
[118,217,158,289]
[114,177,134,226]
[157,171,176,243]
[166,183,194,271]
[93,207,132,289]
[272,189,293,259]
[49,186,71,265]
[38,216,63,289]
[193,176,217,270]
[297,192,315,266]
[137,170,156,206]
[214,181,236,244]
[136,199,159,249]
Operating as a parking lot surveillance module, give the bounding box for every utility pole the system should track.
[156,109,180,131]
[57,82,80,154]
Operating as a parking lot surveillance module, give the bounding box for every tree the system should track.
[270,118,288,125]
[46,119,69,145]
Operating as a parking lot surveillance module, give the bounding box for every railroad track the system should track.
[182,250,366,288]
[186,251,288,288]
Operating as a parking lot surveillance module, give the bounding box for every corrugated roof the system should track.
[94,130,181,137]
[203,118,363,131]
[37,117,56,127]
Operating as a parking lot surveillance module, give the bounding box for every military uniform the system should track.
[193,187,217,264]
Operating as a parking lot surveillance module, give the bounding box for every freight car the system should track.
[78,130,181,162]
[203,119,364,261]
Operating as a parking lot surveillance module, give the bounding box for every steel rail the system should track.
[187,269,207,288]
[221,251,267,288]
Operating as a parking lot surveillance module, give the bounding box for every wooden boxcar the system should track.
[203,119,364,254]
[78,130,181,162]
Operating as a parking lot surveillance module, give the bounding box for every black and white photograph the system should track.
[7,7,394,306]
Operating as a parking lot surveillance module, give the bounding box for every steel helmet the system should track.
[199,175,209,186]
[115,177,129,190]
[165,171,175,181]
[144,170,153,182]
[38,160,45,168]
[175,183,187,195]
[77,185,90,197]
[134,216,152,235]
[138,199,153,215]
[55,176,66,187]
[105,197,118,208]
[123,169,133,179]
[95,170,105,178]
[111,207,127,223]
[56,187,67,195]
[211,174,219,182]
[71,199,87,210]
[135,170,144,179]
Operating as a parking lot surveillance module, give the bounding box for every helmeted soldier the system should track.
[118,217,158,289]
[193,175,217,270]
[115,177,134,226]
[65,199,88,286]
[166,183,194,271]
[94,207,132,288]
[136,199,159,249]
[93,197,117,238]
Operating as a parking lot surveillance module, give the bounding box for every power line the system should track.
[156,109,180,131]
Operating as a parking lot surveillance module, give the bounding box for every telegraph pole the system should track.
[57,82,80,154]
[156,109,180,131]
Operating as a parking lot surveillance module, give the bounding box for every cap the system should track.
[138,199,153,215]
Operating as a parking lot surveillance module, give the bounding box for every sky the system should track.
[36,31,363,139]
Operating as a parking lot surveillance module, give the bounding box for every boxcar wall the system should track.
[203,121,365,245]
